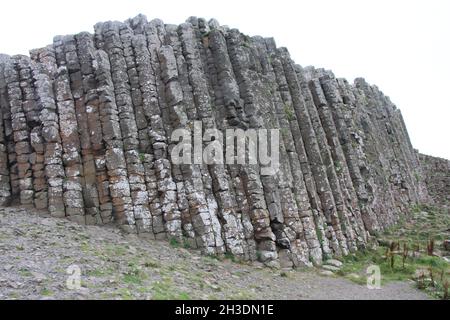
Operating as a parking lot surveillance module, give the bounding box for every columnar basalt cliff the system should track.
[0,15,433,267]
[419,154,450,206]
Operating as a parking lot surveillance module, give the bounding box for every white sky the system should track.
[1,0,449,159]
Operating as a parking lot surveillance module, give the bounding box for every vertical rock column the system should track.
[159,41,200,241]
[142,20,175,240]
[31,47,66,217]
[375,89,421,205]
[278,49,343,256]
[350,80,397,229]
[178,22,226,254]
[5,57,33,205]
[28,51,47,210]
[397,113,429,203]
[0,55,11,205]
[29,49,48,211]
[56,35,96,224]
[163,24,198,247]
[224,29,301,265]
[215,27,279,263]
[76,32,109,224]
[96,21,160,235]
[93,48,135,230]
[17,57,38,206]
[118,24,153,236]
[196,23,249,258]
[334,77,381,233]
[317,74,373,240]
[131,34,160,237]
[147,20,188,240]
[152,23,214,250]
[295,68,352,255]
[255,37,323,264]
[192,19,241,258]
[54,65,86,223]
[419,154,449,206]
[353,79,404,228]
[309,73,367,248]
[248,34,319,266]
[2,57,20,202]
[268,42,331,260]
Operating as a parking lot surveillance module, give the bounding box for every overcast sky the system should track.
[1,0,449,159]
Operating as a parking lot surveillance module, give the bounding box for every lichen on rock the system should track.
[0,14,445,268]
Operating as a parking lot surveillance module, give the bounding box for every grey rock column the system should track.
[93,48,135,231]
[74,32,104,224]
[53,64,86,223]
[178,22,227,254]
[0,55,12,205]
[31,48,66,217]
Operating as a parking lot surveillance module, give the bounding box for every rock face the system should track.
[419,154,450,206]
[0,15,435,267]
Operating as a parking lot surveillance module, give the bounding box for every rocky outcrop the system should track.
[0,15,432,267]
[419,154,449,206]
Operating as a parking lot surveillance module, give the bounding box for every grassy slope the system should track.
[337,204,450,299]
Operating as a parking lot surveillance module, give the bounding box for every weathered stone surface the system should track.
[0,14,443,268]
[324,259,343,268]
[419,154,449,206]
[322,265,341,272]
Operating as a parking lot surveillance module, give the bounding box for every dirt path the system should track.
[0,206,430,300]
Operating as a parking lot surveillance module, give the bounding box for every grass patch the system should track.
[87,267,115,277]
[284,104,295,121]
[338,204,449,299]
[224,252,237,262]
[122,261,147,285]
[169,237,181,248]
[40,288,53,297]
[19,268,32,277]
[92,244,128,261]
[168,237,195,250]
[144,260,161,269]
[80,241,90,253]
[116,288,134,300]
[151,278,191,300]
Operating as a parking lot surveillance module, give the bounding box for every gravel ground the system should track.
[0,206,431,300]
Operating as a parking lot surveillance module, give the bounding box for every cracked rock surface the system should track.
[419,154,449,207]
[0,14,445,267]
